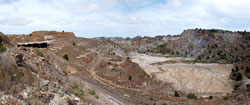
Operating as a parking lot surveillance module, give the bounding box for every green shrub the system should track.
[63,54,69,61]
[174,91,179,97]
[232,68,235,72]
[234,83,241,90]
[0,35,6,52]
[187,93,197,99]
[235,66,239,71]
[0,45,6,52]
[128,75,132,80]
[0,35,2,43]
[209,96,213,99]
[235,72,242,81]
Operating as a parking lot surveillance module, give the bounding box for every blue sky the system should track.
[0,0,250,38]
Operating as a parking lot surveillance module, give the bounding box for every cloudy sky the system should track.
[0,0,250,38]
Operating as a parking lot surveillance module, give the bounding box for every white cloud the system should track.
[0,17,33,26]
[0,0,250,37]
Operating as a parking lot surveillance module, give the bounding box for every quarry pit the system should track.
[129,52,233,96]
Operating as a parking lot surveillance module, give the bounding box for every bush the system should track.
[234,83,241,90]
[63,54,69,61]
[187,93,197,99]
[174,91,179,97]
[223,97,229,100]
[128,75,132,80]
[235,66,239,71]
[0,36,6,52]
[0,45,6,52]
[209,96,213,99]
[232,68,235,72]
[235,72,242,81]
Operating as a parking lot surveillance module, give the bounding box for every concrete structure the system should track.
[17,41,52,48]
[44,36,54,40]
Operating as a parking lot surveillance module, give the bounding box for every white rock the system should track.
[23,92,28,99]
[40,80,49,86]
[74,97,80,102]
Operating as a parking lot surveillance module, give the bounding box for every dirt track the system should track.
[129,52,233,96]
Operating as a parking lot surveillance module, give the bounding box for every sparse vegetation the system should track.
[223,96,229,100]
[235,72,242,81]
[0,35,6,52]
[88,89,96,95]
[234,83,241,90]
[0,45,6,52]
[62,69,68,75]
[246,84,250,91]
[31,97,44,105]
[69,82,84,96]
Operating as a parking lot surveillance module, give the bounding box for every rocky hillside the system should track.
[154,29,250,64]
[1,29,250,105]
[106,29,250,104]
[0,31,156,105]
